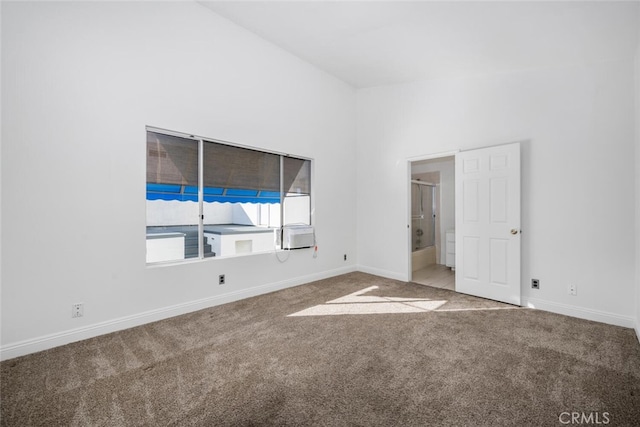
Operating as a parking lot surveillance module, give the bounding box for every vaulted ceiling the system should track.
[200,1,640,88]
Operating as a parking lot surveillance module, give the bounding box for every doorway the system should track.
[409,155,456,290]
[409,143,522,306]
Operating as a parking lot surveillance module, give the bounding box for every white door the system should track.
[455,143,521,305]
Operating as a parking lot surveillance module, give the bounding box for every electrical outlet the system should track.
[72,303,84,318]
[531,279,540,289]
[344,254,347,261]
[219,274,225,285]
[569,283,577,296]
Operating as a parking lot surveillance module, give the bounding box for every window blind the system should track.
[146,132,198,186]
[203,141,280,192]
[283,157,311,195]
[147,131,310,196]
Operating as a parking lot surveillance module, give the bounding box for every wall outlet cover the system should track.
[72,303,84,318]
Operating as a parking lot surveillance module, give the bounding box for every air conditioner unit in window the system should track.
[280,225,315,250]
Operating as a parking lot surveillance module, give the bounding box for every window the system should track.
[146,128,312,264]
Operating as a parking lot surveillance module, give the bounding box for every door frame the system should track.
[406,150,459,281]
[407,143,522,306]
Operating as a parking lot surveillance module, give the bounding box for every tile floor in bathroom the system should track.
[411,263,455,291]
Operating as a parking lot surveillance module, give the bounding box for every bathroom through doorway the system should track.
[409,155,456,290]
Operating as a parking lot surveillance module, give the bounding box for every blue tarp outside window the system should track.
[146,183,281,204]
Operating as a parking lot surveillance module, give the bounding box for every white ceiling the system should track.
[199,1,640,88]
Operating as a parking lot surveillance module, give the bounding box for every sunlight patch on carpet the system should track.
[288,285,520,317]
[288,286,446,316]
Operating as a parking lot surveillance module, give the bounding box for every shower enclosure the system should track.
[411,181,436,251]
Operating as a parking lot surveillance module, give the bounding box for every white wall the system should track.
[1,1,357,358]
[635,16,640,341]
[147,201,236,226]
[146,201,283,228]
[357,59,637,327]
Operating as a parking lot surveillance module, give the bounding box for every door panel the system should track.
[490,238,508,285]
[463,180,480,223]
[490,178,508,222]
[455,143,521,305]
[462,236,480,280]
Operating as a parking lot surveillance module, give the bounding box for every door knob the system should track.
[510,229,519,235]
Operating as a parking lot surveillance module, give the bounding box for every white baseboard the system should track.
[0,265,356,361]
[357,264,408,282]
[635,324,640,344]
[522,297,636,329]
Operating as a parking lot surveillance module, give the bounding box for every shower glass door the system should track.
[411,182,435,250]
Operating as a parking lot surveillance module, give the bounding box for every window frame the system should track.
[146,126,314,265]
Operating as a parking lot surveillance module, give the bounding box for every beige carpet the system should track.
[2,272,639,426]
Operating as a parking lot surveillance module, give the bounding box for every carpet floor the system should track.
[2,272,639,426]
